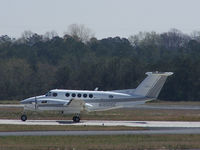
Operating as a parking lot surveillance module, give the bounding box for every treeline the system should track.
[0,28,200,101]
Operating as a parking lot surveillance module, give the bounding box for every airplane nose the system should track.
[20,99,27,104]
[20,98,35,104]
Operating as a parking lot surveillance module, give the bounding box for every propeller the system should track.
[35,96,38,110]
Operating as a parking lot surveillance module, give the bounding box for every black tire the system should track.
[21,114,27,121]
[73,116,80,123]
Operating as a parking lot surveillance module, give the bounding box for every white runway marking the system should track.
[1,119,200,128]
[0,104,24,108]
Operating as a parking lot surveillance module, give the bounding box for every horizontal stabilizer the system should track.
[111,89,135,95]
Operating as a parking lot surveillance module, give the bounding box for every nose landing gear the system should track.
[72,115,80,122]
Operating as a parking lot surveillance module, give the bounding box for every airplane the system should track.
[20,71,173,122]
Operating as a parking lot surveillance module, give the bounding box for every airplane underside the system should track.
[24,98,148,112]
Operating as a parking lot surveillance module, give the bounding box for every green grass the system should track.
[0,124,144,132]
[1,106,200,121]
[0,100,19,104]
[0,101,200,149]
[0,135,200,150]
[147,99,200,105]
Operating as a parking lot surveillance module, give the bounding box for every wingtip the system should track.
[146,71,173,76]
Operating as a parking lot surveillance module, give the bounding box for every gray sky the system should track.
[0,0,200,39]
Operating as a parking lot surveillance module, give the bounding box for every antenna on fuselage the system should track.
[94,87,99,91]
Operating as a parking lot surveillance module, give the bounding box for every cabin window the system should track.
[83,94,87,98]
[109,95,113,98]
[72,93,76,97]
[65,93,70,97]
[41,100,47,103]
[52,93,57,97]
[77,93,81,97]
[89,94,93,98]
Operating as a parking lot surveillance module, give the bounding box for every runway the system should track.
[1,128,200,136]
[0,119,200,136]
[1,119,200,128]
[0,104,23,108]
[0,104,200,136]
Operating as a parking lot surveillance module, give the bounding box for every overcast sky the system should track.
[0,0,200,39]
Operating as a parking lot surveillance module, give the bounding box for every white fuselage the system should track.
[21,89,148,113]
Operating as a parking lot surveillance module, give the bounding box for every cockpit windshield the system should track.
[45,91,52,97]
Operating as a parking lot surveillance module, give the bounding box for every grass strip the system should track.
[0,134,200,150]
[0,124,144,132]
[0,100,19,104]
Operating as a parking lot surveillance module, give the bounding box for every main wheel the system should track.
[72,116,80,122]
[21,114,27,121]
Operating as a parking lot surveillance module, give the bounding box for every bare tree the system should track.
[160,28,191,49]
[128,31,160,47]
[22,30,34,41]
[17,30,34,44]
[66,24,95,43]
[43,31,58,41]
[17,30,43,45]
[191,30,200,42]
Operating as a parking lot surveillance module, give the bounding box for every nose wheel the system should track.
[72,115,80,122]
[21,114,27,121]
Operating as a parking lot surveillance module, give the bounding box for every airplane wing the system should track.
[63,98,92,114]
[65,98,85,107]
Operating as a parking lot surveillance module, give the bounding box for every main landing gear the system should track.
[21,114,27,121]
[20,113,80,123]
[72,115,80,123]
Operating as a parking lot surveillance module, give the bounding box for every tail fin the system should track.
[134,72,173,98]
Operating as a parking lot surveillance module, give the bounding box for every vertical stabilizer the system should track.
[134,72,173,98]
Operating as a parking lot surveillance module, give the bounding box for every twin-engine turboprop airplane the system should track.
[20,72,173,122]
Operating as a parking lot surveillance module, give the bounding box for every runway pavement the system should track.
[0,120,200,136]
[0,104,200,136]
[1,128,200,136]
[1,119,200,128]
[0,104,23,108]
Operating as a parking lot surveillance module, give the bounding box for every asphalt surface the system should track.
[0,104,200,136]
[1,128,200,136]
[0,104,23,108]
[1,120,200,128]
[0,120,200,136]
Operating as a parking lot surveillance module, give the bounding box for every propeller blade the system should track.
[35,97,37,110]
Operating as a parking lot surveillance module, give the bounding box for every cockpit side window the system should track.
[45,92,52,97]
